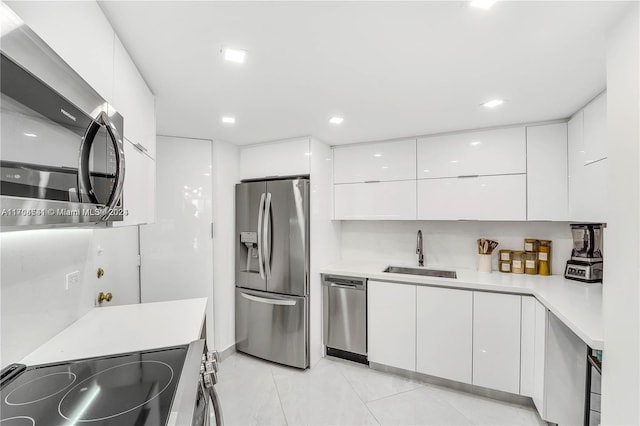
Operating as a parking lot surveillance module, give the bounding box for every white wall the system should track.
[212,140,239,353]
[0,229,95,367]
[309,138,342,365]
[602,3,640,424]
[341,221,573,274]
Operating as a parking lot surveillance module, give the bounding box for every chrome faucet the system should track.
[416,230,424,267]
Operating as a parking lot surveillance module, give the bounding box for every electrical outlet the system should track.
[65,271,80,290]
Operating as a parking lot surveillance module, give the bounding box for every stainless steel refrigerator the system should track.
[235,177,309,369]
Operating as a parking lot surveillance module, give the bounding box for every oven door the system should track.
[167,340,224,426]
[0,17,125,227]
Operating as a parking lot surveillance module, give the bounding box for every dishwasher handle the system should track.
[322,275,366,290]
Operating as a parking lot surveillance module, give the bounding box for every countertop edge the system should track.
[321,264,603,350]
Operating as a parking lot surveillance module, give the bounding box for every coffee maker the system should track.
[564,223,604,283]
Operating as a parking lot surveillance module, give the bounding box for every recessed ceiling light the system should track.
[482,99,505,108]
[382,166,389,169]
[373,153,382,158]
[470,0,497,10]
[223,47,247,64]
[329,116,344,125]
[23,132,37,137]
[221,116,236,124]
[470,141,482,146]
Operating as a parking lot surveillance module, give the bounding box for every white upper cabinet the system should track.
[333,139,416,183]
[583,92,608,164]
[526,123,568,221]
[240,138,310,180]
[473,292,522,395]
[417,127,526,179]
[6,1,115,102]
[114,139,156,227]
[417,286,472,384]
[334,181,416,220]
[368,281,416,371]
[568,98,608,223]
[113,36,157,158]
[417,174,526,221]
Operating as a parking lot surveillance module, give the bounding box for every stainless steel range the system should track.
[0,340,223,426]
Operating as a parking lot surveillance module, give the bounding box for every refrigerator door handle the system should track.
[257,193,266,279]
[240,292,296,306]
[264,192,272,278]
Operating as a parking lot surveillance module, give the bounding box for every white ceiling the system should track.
[98,1,625,146]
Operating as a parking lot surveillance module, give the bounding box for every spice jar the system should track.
[538,240,552,276]
[525,251,538,275]
[524,238,539,252]
[512,251,525,274]
[499,250,512,273]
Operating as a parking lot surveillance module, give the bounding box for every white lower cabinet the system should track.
[520,297,536,397]
[417,174,526,220]
[416,286,472,384]
[472,292,522,394]
[334,180,416,220]
[114,139,156,226]
[543,312,587,425]
[368,281,416,371]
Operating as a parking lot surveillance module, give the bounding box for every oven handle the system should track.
[78,111,125,220]
[207,385,224,426]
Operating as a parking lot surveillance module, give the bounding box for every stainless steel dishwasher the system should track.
[322,274,368,364]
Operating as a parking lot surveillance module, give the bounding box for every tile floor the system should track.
[215,353,548,426]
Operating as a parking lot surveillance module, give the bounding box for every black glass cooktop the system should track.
[0,346,188,426]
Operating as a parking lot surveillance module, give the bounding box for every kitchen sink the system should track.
[383,266,457,279]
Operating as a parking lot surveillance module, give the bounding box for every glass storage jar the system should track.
[524,238,539,252]
[512,251,525,274]
[525,251,538,275]
[538,240,552,276]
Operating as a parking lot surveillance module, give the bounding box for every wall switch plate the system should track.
[65,271,80,290]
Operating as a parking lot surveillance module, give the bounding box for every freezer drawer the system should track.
[235,288,309,369]
[322,275,367,357]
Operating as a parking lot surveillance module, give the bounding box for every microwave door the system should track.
[78,111,125,220]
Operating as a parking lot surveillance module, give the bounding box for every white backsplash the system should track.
[1,228,96,367]
[340,221,574,274]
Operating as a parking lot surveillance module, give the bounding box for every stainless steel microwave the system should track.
[0,5,125,227]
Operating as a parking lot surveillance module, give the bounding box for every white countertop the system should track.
[321,261,603,350]
[20,298,207,365]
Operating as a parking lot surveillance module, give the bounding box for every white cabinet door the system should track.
[6,1,115,102]
[240,138,310,180]
[368,281,416,371]
[333,139,416,183]
[417,174,526,221]
[113,36,156,158]
[334,180,416,220]
[114,139,156,226]
[583,92,607,164]
[533,300,548,416]
[417,127,526,179]
[568,111,608,223]
[526,123,568,221]
[473,292,521,394]
[544,313,587,425]
[417,286,472,384]
[520,296,536,397]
